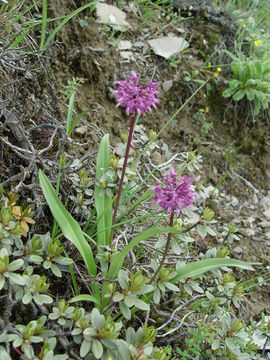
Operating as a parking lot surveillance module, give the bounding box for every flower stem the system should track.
[110,113,137,248]
[150,211,174,283]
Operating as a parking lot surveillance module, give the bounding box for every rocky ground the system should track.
[1,0,270,319]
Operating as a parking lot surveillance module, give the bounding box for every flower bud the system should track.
[231,319,243,333]
[203,207,215,221]
[121,131,128,143]
[216,246,230,258]
[148,129,157,141]
[78,193,84,206]
[60,153,67,166]
[109,155,118,169]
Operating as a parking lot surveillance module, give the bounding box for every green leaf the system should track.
[107,226,176,279]
[9,273,24,286]
[22,293,32,305]
[69,294,101,306]
[133,299,149,311]
[171,258,255,283]
[53,256,73,265]
[92,339,103,359]
[233,89,246,101]
[39,170,96,277]
[119,302,131,320]
[118,270,129,289]
[80,339,91,358]
[66,92,75,136]
[51,264,62,278]
[94,134,112,248]
[7,259,24,272]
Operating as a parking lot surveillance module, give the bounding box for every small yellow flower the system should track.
[254,39,262,47]
[205,106,209,113]
[217,67,222,72]
[213,72,219,78]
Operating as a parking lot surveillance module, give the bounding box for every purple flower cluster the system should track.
[114,71,159,115]
[154,168,196,215]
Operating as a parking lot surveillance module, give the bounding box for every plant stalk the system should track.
[150,211,174,283]
[110,113,136,248]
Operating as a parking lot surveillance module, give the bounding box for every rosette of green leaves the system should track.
[6,317,47,359]
[0,248,24,290]
[0,206,22,247]
[72,308,122,358]
[113,270,153,319]
[20,267,53,305]
[42,235,73,277]
[196,207,217,239]
[150,261,179,304]
[126,325,157,358]
[39,338,69,360]
[222,224,240,243]
[49,299,75,326]
[13,235,44,265]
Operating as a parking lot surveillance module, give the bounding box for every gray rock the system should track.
[162,80,173,92]
[233,246,244,254]
[263,209,270,221]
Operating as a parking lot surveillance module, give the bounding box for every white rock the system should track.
[258,221,270,228]
[233,246,243,254]
[263,209,270,221]
[75,125,88,135]
[147,36,189,59]
[260,193,270,210]
[119,51,135,61]
[96,3,129,31]
[115,143,125,157]
[162,80,173,92]
[239,228,255,237]
[231,197,239,207]
[118,40,132,50]
[265,231,270,240]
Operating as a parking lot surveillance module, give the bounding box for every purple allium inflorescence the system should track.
[154,168,196,215]
[114,71,159,115]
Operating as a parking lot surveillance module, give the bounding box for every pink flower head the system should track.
[114,71,159,115]
[154,168,196,215]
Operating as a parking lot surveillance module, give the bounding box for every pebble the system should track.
[233,246,244,254]
[258,221,270,228]
[265,231,270,240]
[162,80,173,92]
[263,209,270,221]
[231,197,239,207]
[118,40,132,50]
[239,228,255,237]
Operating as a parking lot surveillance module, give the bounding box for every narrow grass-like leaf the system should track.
[39,170,96,276]
[40,0,47,50]
[66,92,75,136]
[171,258,256,283]
[107,226,176,279]
[10,28,29,48]
[43,1,99,50]
[94,134,112,246]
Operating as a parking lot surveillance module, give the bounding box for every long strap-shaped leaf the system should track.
[39,170,96,276]
[94,134,112,246]
[171,258,256,283]
[106,226,177,279]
